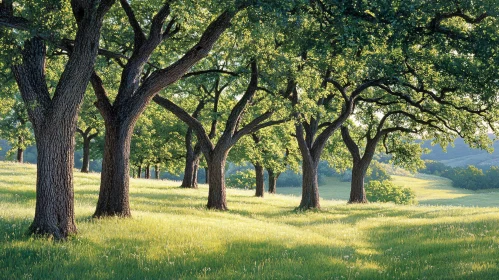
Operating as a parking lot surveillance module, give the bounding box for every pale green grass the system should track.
[279,174,499,208]
[2,161,499,279]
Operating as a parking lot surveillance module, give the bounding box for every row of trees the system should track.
[1,1,499,239]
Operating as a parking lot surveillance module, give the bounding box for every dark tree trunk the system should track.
[267,169,279,194]
[9,0,114,239]
[207,151,229,210]
[81,137,91,173]
[350,162,369,203]
[181,152,201,188]
[137,165,142,178]
[17,148,23,163]
[155,164,160,179]
[29,124,77,239]
[94,121,133,218]
[254,163,265,197]
[145,164,151,179]
[299,159,320,209]
[205,167,209,184]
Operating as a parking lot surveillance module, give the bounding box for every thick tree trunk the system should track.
[267,169,278,194]
[29,123,77,239]
[299,160,320,209]
[94,121,132,218]
[207,151,228,210]
[254,163,265,197]
[145,164,151,179]
[349,162,369,203]
[81,137,91,173]
[181,153,200,188]
[155,164,160,179]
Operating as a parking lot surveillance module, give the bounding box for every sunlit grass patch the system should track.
[1,161,499,279]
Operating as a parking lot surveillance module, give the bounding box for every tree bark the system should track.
[206,151,229,210]
[267,169,279,194]
[299,159,321,209]
[93,121,132,218]
[155,164,160,179]
[254,163,265,197]
[28,124,77,239]
[8,0,114,238]
[137,165,142,178]
[81,137,91,173]
[350,162,369,203]
[181,145,201,188]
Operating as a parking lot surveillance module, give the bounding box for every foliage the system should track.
[366,161,391,183]
[366,180,417,205]
[420,160,450,176]
[226,169,256,189]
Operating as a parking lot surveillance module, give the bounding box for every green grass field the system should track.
[2,161,499,279]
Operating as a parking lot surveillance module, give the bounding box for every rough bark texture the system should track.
[350,163,368,203]
[254,163,265,197]
[8,1,114,238]
[299,160,321,209]
[267,169,279,194]
[92,6,240,217]
[206,151,228,210]
[94,121,133,218]
[28,122,77,239]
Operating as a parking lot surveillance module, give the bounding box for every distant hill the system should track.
[422,136,499,167]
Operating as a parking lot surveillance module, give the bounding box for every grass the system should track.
[2,161,499,279]
[279,174,499,207]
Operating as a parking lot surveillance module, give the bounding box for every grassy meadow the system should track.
[2,161,499,279]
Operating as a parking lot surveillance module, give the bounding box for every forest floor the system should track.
[2,161,499,279]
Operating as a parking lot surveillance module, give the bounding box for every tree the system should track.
[154,60,292,209]
[0,94,34,163]
[289,0,499,209]
[1,0,115,239]
[76,90,103,173]
[90,1,248,217]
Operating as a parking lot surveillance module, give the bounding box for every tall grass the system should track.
[1,161,499,279]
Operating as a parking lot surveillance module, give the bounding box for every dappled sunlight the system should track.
[2,161,499,278]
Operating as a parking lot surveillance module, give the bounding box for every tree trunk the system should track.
[155,164,160,179]
[205,167,209,184]
[267,169,278,194]
[207,151,229,210]
[181,153,200,188]
[17,148,24,163]
[29,122,77,239]
[94,121,132,218]
[349,162,369,203]
[299,160,320,209]
[137,165,142,178]
[254,163,265,197]
[81,137,91,173]
[145,164,151,179]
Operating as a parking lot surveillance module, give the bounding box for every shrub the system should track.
[366,161,391,182]
[226,169,256,189]
[366,180,417,205]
